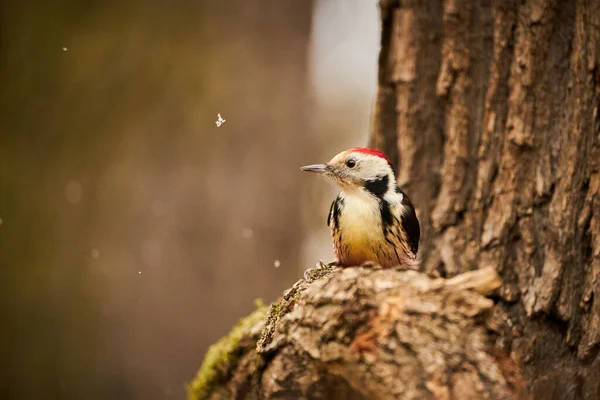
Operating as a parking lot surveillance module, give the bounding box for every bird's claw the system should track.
[303,260,339,281]
[303,268,312,281]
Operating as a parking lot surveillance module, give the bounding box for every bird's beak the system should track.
[300,164,329,174]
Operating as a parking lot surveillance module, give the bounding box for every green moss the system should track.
[187,304,268,400]
[271,302,280,315]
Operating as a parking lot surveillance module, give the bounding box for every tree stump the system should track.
[189,265,529,400]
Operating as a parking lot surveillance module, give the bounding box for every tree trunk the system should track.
[371,0,600,398]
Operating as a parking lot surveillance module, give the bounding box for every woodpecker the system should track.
[301,147,420,269]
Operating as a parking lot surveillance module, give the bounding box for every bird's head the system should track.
[301,147,396,195]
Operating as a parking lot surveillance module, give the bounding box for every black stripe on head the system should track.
[365,175,389,198]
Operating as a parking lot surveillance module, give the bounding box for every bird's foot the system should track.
[303,260,339,281]
[323,260,342,268]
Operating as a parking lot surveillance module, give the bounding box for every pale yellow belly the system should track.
[333,194,387,266]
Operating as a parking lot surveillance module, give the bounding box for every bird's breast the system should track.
[336,194,383,250]
[329,189,417,269]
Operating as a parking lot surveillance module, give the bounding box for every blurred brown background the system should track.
[0,1,378,399]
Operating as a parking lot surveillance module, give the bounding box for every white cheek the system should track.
[360,163,381,177]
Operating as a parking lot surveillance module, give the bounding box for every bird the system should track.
[301,147,420,269]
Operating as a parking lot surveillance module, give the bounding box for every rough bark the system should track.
[189,265,531,400]
[371,1,600,399]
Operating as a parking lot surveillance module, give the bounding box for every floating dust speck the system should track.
[274,260,281,268]
[242,228,254,239]
[138,271,142,274]
[91,249,100,259]
[215,113,226,127]
[0,218,3,226]
[62,47,68,51]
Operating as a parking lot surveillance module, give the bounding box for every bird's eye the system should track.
[346,159,356,168]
